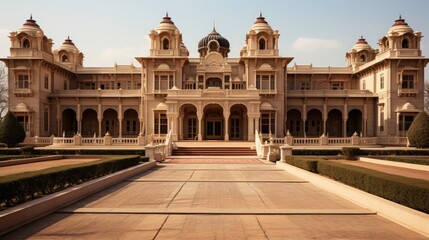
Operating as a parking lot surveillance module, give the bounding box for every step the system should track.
[172,147,256,156]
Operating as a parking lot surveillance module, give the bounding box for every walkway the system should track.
[2,158,426,239]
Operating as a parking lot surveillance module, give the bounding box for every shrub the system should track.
[407,112,429,148]
[292,149,341,156]
[0,155,141,208]
[285,157,319,173]
[0,112,26,147]
[317,160,429,214]
[342,147,360,160]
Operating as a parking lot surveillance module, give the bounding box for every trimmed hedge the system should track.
[372,156,429,166]
[0,155,145,209]
[342,147,360,160]
[317,160,429,214]
[33,149,146,155]
[360,149,429,156]
[284,157,319,173]
[407,112,429,148]
[292,149,342,156]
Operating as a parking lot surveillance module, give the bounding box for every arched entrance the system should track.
[306,109,322,137]
[347,109,362,136]
[204,104,224,140]
[123,109,139,137]
[286,109,302,137]
[103,108,118,137]
[327,109,343,137]
[230,104,248,140]
[180,104,198,140]
[62,109,77,137]
[82,109,98,137]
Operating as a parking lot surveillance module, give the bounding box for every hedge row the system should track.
[284,157,429,213]
[0,155,144,209]
[372,156,429,166]
[291,149,341,156]
[0,148,146,156]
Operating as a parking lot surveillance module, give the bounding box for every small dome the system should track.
[154,13,178,33]
[351,36,372,51]
[57,36,79,52]
[249,13,273,34]
[388,16,413,35]
[19,15,43,35]
[198,27,230,50]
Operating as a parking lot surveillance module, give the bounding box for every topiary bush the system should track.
[407,112,429,148]
[0,112,26,147]
[342,147,360,160]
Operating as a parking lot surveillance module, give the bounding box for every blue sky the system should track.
[1,0,428,77]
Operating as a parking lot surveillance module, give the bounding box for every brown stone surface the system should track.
[2,158,427,239]
[0,158,101,176]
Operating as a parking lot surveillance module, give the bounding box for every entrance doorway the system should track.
[229,104,248,140]
[204,104,224,140]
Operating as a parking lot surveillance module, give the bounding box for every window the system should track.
[360,54,366,62]
[300,82,310,90]
[17,75,29,88]
[154,74,174,90]
[256,74,275,91]
[331,82,344,90]
[362,80,366,90]
[162,38,169,50]
[380,74,384,89]
[154,112,167,134]
[402,75,414,89]
[261,112,275,134]
[44,106,49,132]
[402,38,409,48]
[22,39,30,48]
[61,54,68,62]
[258,38,266,50]
[44,75,49,89]
[399,114,414,131]
[63,79,68,90]
[379,107,384,132]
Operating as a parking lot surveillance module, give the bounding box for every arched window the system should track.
[402,38,409,48]
[162,38,170,50]
[61,54,69,62]
[208,41,218,52]
[360,54,366,62]
[259,38,266,50]
[22,39,30,48]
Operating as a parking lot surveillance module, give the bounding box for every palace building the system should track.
[1,14,427,143]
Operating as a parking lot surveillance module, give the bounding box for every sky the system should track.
[1,0,429,77]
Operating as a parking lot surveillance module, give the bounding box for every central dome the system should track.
[198,27,230,50]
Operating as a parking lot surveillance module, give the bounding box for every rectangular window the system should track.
[169,75,174,89]
[399,114,414,131]
[362,80,366,90]
[155,74,174,90]
[380,74,384,89]
[260,112,275,134]
[44,107,49,132]
[402,75,414,89]
[331,82,344,90]
[154,112,167,134]
[44,75,49,89]
[379,110,384,132]
[256,74,275,91]
[300,82,310,90]
[256,75,261,89]
[270,75,275,90]
[18,75,29,88]
[154,75,160,90]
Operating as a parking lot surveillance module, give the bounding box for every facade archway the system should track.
[230,104,248,140]
[203,104,224,140]
[180,104,198,140]
[306,109,322,137]
[286,109,302,137]
[62,109,77,137]
[82,109,98,137]
[103,108,118,137]
[327,109,343,137]
[123,109,139,137]
[347,109,362,136]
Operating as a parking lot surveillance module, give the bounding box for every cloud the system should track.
[292,37,343,53]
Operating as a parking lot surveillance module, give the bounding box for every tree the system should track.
[407,112,429,148]
[0,62,7,119]
[0,111,26,147]
[425,80,429,113]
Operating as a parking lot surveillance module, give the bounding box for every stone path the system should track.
[2,158,427,239]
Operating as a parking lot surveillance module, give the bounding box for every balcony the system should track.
[14,88,32,97]
[287,89,374,97]
[166,87,259,99]
[398,88,419,97]
[50,89,141,97]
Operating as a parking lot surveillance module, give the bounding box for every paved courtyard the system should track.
[2,157,427,239]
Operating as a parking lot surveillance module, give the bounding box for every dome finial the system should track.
[161,12,174,24]
[166,11,168,17]
[212,20,216,32]
[260,11,262,17]
[30,14,33,20]
[399,14,402,19]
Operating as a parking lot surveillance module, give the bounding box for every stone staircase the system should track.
[172,147,257,156]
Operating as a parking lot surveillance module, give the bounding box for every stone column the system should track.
[197,113,203,141]
[98,118,102,137]
[118,118,123,138]
[247,116,254,141]
[343,119,348,137]
[224,110,230,141]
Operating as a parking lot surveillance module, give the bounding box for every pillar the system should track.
[98,118,102,137]
[197,113,203,141]
[224,110,230,141]
[248,116,254,141]
[343,119,348,137]
[118,118,123,137]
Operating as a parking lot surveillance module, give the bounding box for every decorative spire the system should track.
[24,14,39,27]
[393,15,407,26]
[161,12,174,24]
[63,36,75,45]
[255,12,267,24]
[210,20,219,34]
